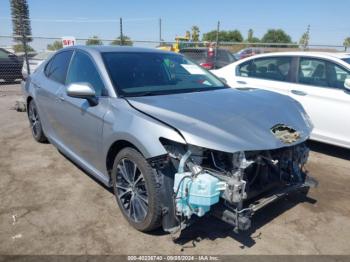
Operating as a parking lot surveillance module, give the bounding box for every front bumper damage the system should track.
[149,140,318,237]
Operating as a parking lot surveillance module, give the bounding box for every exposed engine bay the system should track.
[152,138,318,236]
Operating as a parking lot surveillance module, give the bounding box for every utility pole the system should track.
[215,21,220,69]
[120,17,123,46]
[159,18,162,44]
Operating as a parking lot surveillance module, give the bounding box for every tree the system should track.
[247,29,259,43]
[261,29,292,44]
[191,26,200,42]
[344,37,350,51]
[86,36,103,45]
[185,30,191,39]
[10,0,32,43]
[203,30,243,42]
[299,25,310,49]
[47,40,63,51]
[110,36,133,46]
[13,43,34,53]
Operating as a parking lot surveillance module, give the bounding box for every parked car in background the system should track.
[22,51,54,79]
[212,52,350,149]
[0,48,23,83]
[22,46,316,235]
[179,47,236,69]
[234,47,264,60]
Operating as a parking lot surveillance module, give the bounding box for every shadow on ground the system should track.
[307,140,350,160]
[172,191,316,250]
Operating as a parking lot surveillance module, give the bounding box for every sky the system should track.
[0,0,349,50]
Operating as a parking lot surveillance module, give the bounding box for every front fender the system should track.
[102,98,186,170]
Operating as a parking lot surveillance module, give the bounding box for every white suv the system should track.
[212,52,350,149]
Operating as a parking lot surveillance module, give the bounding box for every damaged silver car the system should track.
[23,46,317,236]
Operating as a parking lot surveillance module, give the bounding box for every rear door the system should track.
[34,50,73,140]
[234,56,295,94]
[288,57,350,147]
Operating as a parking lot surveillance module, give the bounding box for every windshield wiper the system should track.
[126,91,165,97]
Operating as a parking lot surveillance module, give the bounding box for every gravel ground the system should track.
[1,84,350,255]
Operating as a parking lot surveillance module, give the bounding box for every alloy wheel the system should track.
[115,158,149,223]
[28,103,41,138]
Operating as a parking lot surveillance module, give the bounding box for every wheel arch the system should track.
[106,139,142,177]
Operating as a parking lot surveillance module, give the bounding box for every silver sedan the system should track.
[22,46,316,236]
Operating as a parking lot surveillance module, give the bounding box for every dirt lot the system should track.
[1,84,350,255]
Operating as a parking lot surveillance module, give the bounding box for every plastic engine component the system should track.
[173,172,226,218]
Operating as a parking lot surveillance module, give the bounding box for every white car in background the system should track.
[22,51,54,79]
[212,52,350,149]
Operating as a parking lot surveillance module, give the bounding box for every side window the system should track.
[298,58,328,87]
[66,51,105,96]
[45,51,73,84]
[326,62,350,89]
[237,61,252,77]
[238,57,292,82]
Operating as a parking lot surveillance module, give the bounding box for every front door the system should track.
[54,50,109,173]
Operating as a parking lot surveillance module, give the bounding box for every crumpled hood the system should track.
[127,88,313,153]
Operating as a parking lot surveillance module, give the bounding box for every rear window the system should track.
[180,49,207,63]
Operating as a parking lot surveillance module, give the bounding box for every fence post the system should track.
[19,15,30,75]
[120,17,123,46]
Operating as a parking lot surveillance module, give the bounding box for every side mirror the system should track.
[66,83,98,106]
[344,78,350,91]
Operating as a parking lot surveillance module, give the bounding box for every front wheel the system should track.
[28,100,47,143]
[111,147,162,232]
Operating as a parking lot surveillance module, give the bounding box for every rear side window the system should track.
[238,56,292,82]
[66,51,106,96]
[298,57,350,89]
[45,51,73,84]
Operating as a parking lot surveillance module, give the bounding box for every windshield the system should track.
[102,52,226,97]
[342,58,350,65]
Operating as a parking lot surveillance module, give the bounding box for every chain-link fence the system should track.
[0,33,346,85]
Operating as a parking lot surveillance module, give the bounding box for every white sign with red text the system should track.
[61,36,76,48]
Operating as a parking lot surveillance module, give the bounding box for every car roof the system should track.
[66,45,176,55]
[241,51,350,60]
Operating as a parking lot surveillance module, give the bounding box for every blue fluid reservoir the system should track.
[173,172,226,218]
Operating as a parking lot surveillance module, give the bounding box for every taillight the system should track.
[208,47,214,58]
[200,62,214,69]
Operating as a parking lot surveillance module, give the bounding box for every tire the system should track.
[4,77,17,84]
[111,147,162,232]
[27,100,47,143]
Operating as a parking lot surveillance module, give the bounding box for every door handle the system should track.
[291,90,307,96]
[236,80,247,85]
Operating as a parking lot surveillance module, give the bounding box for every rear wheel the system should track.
[111,147,162,232]
[28,100,47,143]
[4,77,17,84]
